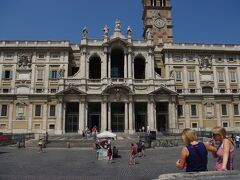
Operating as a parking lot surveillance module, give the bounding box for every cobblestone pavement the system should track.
[0,147,239,180]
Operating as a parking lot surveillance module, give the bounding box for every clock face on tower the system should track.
[153,18,165,29]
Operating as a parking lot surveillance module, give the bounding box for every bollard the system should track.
[67,142,70,148]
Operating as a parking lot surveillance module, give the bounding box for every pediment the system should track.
[56,87,86,96]
[103,38,130,47]
[149,86,177,95]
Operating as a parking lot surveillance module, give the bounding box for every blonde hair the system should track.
[212,126,227,138]
[181,128,197,144]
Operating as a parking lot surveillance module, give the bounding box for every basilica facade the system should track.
[1,0,240,134]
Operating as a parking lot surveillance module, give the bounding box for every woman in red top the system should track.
[107,147,112,163]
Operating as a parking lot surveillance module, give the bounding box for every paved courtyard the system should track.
[0,146,239,180]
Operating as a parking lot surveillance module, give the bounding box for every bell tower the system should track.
[142,0,173,46]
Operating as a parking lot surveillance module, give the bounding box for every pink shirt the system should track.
[215,143,235,171]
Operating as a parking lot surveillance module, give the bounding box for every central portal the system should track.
[65,102,79,133]
[111,103,124,132]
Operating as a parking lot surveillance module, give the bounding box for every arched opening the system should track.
[89,56,101,79]
[111,49,124,78]
[202,87,213,93]
[134,56,145,79]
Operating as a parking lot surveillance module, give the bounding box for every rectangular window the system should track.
[234,104,239,116]
[36,89,43,93]
[191,123,198,128]
[223,122,228,127]
[175,71,182,82]
[191,104,197,116]
[218,72,225,82]
[50,52,60,59]
[177,89,182,94]
[49,70,58,79]
[49,105,56,117]
[188,71,195,82]
[220,89,225,93]
[190,89,196,93]
[5,52,14,59]
[37,53,46,59]
[37,69,44,81]
[221,104,227,116]
[0,124,6,129]
[49,124,55,129]
[2,70,12,80]
[177,105,183,117]
[35,105,41,117]
[0,105,8,116]
[230,72,237,83]
[50,89,57,93]
[3,89,9,93]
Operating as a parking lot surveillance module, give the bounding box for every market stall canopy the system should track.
[97,131,117,139]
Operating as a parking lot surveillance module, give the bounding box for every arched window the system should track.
[89,56,101,79]
[111,49,124,78]
[134,56,145,79]
[160,0,166,7]
[202,87,213,93]
[151,0,157,6]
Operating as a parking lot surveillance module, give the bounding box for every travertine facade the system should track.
[0,0,240,134]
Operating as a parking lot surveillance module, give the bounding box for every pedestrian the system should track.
[107,147,112,163]
[235,134,240,148]
[129,143,137,165]
[38,138,43,153]
[96,143,101,160]
[113,146,118,159]
[141,140,145,157]
[137,140,143,157]
[44,132,48,148]
[211,126,235,171]
[176,128,216,172]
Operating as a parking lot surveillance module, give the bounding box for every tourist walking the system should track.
[129,143,137,165]
[211,126,235,171]
[176,128,216,172]
[235,134,240,148]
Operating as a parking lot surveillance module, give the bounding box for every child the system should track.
[38,138,43,153]
[107,147,112,163]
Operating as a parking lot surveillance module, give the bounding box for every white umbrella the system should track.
[97,131,117,139]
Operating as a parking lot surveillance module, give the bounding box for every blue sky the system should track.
[0,0,239,44]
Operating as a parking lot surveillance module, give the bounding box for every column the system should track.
[62,103,66,133]
[42,103,48,132]
[124,53,127,78]
[78,101,85,133]
[124,103,129,133]
[237,67,240,89]
[183,67,188,91]
[55,102,63,134]
[85,102,88,128]
[213,66,218,93]
[195,66,201,90]
[147,101,155,130]
[129,101,134,134]
[128,52,132,78]
[107,102,111,131]
[199,104,203,128]
[216,104,221,126]
[224,67,230,91]
[185,104,190,128]
[28,103,33,132]
[229,103,234,128]
[7,103,13,133]
[101,52,107,79]
[108,53,111,78]
[168,102,173,130]
[101,102,107,131]
[80,51,86,78]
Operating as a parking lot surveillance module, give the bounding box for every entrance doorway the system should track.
[88,103,101,131]
[111,103,124,132]
[156,102,168,132]
[65,102,79,133]
[135,103,147,132]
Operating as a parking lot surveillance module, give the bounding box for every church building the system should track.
[1,0,240,134]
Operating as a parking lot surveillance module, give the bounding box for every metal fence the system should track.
[0,133,34,147]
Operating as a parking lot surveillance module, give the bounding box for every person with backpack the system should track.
[129,143,137,165]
